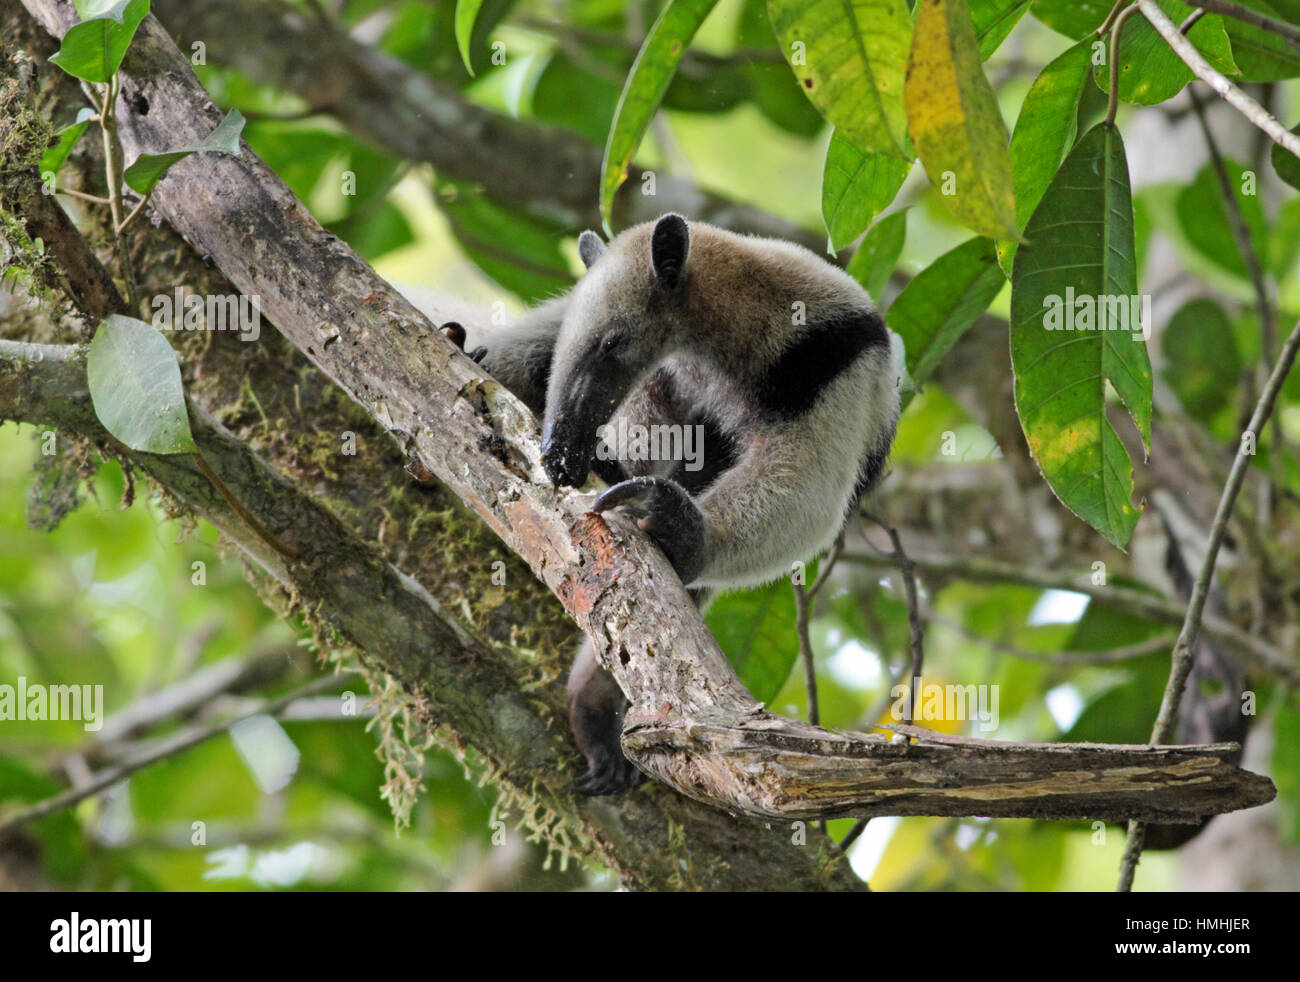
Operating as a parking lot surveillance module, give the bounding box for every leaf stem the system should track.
[1106,4,1141,127]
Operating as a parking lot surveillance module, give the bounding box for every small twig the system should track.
[1118,315,1300,891]
[1180,0,1300,47]
[862,511,925,726]
[0,673,356,834]
[836,817,869,855]
[96,77,141,313]
[55,187,111,205]
[1137,0,1300,158]
[115,191,153,235]
[792,533,843,728]
[193,451,301,562]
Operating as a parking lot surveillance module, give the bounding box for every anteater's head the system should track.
[540,213,691,488]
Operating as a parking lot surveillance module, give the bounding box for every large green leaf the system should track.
[1161,298,1242,424]
[706,580,799,705]
[39,107,97,176]
[889,236,1005,399]
[847,209,908,303]
[1092,1,1238,105]
[123,109,245,195]
[86,314,199,455]
[970,0,1031,60]
[1174,157,1267,282]
[767,0,913,159]
[905,0,1019,240]
[1000,38,1092,271]
[1223,0,1300,80]
[599,0,719,234]
[50,0,150,84]
[821,128,912,251]
[1010,123,1151,549]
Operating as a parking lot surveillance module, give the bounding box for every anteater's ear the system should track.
[578,230,605,270]
[650,213,689,290]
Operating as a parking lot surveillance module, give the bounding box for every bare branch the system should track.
[1118,314,1300,890]
[1138,0,1300,157]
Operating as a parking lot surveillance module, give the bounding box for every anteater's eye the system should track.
[600,332,626,355]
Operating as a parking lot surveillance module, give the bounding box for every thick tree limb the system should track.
[17,0,1276,832]
[147,0,823,252]
[0,338,864,891]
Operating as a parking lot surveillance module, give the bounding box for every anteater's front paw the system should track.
[574,746,646,796]
[593,476,706,584]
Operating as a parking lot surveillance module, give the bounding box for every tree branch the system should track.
[15,0,1277,840]
[1180,0,1300,46]
[146,0,825,253]
[1139,0,1300,157]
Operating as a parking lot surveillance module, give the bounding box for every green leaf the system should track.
[705,580,799,705]
[1010,123,1151,549]
[86,314,199,455]
[454,0,486,76]
[599,0,719,234]
[1093,1,1238,106]
[1161,298,1241,423]
[50,0,150,84]
[736,0,826,137]
[905,0,1019,240]
[39,107,97,176]
[123,109,245,195]
[890,236,1005,399]
[438,181,574,303]
[1027,0,1110,39]
[767,0,913,159]
[1174,157,1267,282]
[970,0,1031,60]
[821,128,912,252]
[847,209,908,303]
[1000,38,1092,271]
[1223,0,1300,81]
[1272,122,1300,190]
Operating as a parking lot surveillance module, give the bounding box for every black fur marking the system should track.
[754,308,888,420]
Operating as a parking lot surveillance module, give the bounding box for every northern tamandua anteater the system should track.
[443,213,900,794]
